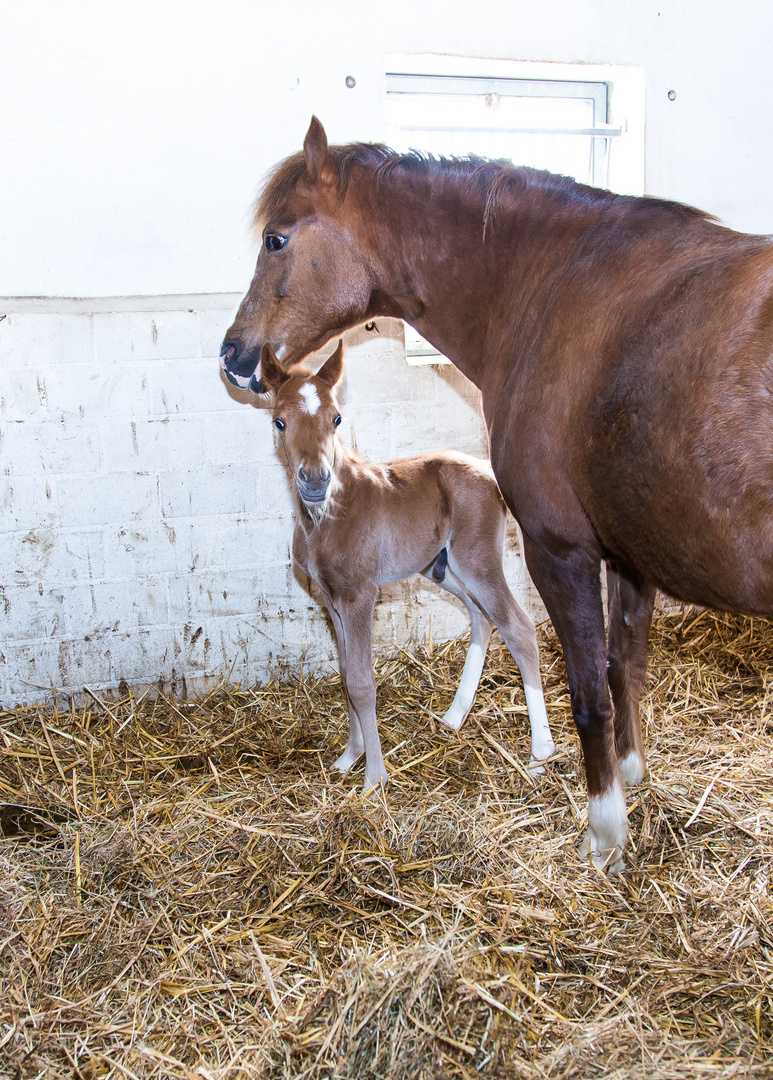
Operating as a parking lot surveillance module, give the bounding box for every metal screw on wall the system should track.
[345,76,356,89]
[668,90,676,101]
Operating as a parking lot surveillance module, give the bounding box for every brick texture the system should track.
[0,304,545,706]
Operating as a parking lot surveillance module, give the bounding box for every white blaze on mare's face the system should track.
[299,382,321,415]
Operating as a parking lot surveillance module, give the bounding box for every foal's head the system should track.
[260,340,345,517]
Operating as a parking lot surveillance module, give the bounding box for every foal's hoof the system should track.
[439,705,470,731]
[332,748,363,775]
[528,741,556,777]
[362,769,389,796]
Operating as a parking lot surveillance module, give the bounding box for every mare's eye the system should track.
[264,233,287,253]
[334,414,342,427]
[274,418,286,431]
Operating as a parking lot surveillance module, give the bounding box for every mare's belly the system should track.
[588,458,773,616]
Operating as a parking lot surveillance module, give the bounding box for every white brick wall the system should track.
[0,300,546,707]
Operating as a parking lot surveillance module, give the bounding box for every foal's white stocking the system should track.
[523,682,555,774]
[332,707,364,774]
[433,573,494,730]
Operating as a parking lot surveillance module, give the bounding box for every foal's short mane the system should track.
[255,142,713,233]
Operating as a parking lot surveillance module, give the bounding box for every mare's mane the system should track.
[255,142,712,234]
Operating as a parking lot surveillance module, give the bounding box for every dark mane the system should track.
[255,141,714,234]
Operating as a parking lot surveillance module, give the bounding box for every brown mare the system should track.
[260,338,555,792]
[222,117,773,870]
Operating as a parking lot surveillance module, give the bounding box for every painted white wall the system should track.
[2,307,529,706]
[2,0,772,298]
[2,0,773,705]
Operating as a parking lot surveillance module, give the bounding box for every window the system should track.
[386,74,618,189]
[385,56,645,362]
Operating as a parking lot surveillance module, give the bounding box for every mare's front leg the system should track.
[523,536,626,871]
[329,585,388,793]
[606,562,655,785]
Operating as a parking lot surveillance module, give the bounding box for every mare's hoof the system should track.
[577,831,626,874]
[618,750,646,786]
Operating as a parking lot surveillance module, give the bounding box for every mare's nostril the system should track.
[220,340,239,363]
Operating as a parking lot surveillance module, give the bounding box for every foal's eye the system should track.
[334,414,342,427]
[264,233,287,253]
[274,418,286,431]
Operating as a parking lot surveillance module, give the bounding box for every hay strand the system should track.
[1,607,772,1078]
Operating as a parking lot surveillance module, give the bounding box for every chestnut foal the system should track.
[261,340,554,792]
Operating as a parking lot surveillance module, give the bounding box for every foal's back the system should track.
[303,449,505,589]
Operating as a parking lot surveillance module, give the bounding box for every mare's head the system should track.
[261,339,345,517]
[221,118,378,393]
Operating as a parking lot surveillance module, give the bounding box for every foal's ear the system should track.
[303,116,334,186]
[316,339,344,388]
[259,343,290,394]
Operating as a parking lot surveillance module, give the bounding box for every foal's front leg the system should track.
[330,586,388,793]
[327,606,365,775]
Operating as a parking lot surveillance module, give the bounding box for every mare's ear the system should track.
[303,116,334,186]
[259,343,290,395]
[316,339,344,388]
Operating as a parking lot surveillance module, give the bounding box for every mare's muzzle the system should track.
[297,465,331,506]
[220,340,266,394]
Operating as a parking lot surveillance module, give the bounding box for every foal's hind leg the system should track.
[606,563,656,786]
[422,566,493,730]
[445,551,555,770]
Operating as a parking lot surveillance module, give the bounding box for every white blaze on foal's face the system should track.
[298,382,321,416]
[272,374,343,512]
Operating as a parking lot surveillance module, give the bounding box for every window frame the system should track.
[385,56,646,363]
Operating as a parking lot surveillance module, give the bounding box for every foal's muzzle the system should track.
[297,465,331,506]
[220,340,266,395]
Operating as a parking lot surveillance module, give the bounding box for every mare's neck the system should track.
[355,166,582,388]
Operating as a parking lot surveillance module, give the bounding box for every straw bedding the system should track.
[1,607,772,1078]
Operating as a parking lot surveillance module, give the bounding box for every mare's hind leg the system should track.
[606,563,655,786]
[445,550,555,769]
[422,565,493,730]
